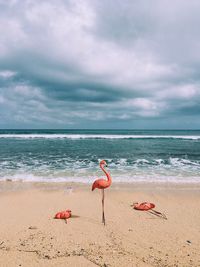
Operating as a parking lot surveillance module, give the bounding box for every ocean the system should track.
[0,129,200,184]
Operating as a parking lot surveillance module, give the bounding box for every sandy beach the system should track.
[0,182,200,267]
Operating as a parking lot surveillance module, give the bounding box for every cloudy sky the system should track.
[0,0,200,129]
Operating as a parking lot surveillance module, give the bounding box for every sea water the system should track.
[0,129,200,184]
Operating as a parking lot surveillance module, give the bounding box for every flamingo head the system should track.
[66,209,72,213]
[100,160,107,167]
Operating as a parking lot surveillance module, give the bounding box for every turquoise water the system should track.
[0,129,200,183]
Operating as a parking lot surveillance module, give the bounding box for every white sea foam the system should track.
[0,134,200,140]
[135,159,150,164]
[1,156,200,184]
[168,157,200,167]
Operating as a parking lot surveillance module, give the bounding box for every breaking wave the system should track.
[0,157,200,184]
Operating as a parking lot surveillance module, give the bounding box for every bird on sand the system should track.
[54,209,71,223]
[131,202,167,219]
[92,160,112,225]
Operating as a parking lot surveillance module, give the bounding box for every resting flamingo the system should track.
[54,209,71,223]
[92,160,112,225]
[131,202,167,219]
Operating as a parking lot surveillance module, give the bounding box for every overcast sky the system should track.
[0,0,200,129]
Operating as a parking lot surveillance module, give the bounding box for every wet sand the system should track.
[0,181,200,267]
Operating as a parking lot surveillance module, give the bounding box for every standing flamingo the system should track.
[92,160,112,225]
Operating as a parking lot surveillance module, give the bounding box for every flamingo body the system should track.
[133,202,155,211]
[92,178,111,191]
[54,210,71,220]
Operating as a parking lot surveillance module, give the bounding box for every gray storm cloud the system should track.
[0,0,200,128]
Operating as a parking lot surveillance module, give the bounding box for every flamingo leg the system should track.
[102,189,105,225]
[148,210,167,220]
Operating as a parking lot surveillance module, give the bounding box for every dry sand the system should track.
[0,181,200,267]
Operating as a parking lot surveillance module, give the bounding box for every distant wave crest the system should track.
[0,134,200,140]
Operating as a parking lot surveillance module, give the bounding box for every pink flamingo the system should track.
[92,160,112,225]
[54,209,71,223]
[131,202,167,219]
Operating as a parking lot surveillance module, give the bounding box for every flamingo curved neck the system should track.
[100,164,111,183]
